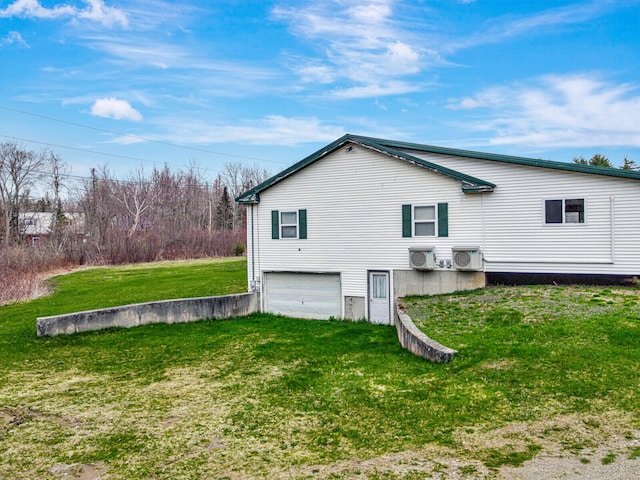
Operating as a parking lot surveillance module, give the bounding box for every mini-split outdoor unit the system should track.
[451,246,483,271]
[409,246,436,270]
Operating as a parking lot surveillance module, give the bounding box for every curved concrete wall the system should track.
[37,293,259,337]
[395,299,457,363]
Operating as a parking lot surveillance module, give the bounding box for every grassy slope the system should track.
[0,263,639,479]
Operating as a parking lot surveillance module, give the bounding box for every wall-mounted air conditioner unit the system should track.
[409,246,436,270]
[452,246,483,271]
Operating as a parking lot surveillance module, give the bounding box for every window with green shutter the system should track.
[271,209,307,239]
[271,210,279,239]
[402,203,448,237]
[437,203,448,237]
[402,204,412,238]
[298,209,307,239]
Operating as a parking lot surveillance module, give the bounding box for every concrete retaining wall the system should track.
[37,293,260,337]
[395,298,457,363]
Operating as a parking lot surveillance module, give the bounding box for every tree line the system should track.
[572,153,638,170]
[0,141,270,265]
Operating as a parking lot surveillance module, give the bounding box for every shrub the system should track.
[0,245,74,305]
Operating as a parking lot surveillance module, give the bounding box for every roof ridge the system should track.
[347,134,640,181]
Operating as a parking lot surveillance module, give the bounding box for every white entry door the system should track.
[368,271,390,324]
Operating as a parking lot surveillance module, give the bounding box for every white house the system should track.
[236,134,640,325]
[20,212,85,246]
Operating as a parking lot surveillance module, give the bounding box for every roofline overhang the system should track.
[235,134,495,204]
[236,133,640,204]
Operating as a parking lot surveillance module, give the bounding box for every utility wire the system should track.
[0,105,289,165]
[0,134,206,172]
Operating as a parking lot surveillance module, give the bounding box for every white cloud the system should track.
[331,81,422,99]
[76,0,127,27]
[447,2,615,52]
[157,115,345,146]
[107,134,147,145]
[0,0,128,28]
[90,97,143,121]
[0,31,29,48]
[273,1,437,98]
[449,74,640,148]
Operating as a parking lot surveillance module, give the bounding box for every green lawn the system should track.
[1,262,639,479]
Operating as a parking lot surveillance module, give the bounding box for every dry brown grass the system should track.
[0,246,78,305]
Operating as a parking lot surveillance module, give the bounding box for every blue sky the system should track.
[1,0,639,182]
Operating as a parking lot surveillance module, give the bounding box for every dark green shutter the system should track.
[271,210,279,239]
[438,203,448,237]
[402,204,412,238]
[298,209,307,239]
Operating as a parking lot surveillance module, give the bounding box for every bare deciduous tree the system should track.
[0,142,45,245]
[114,169,158,238]
[43,149,68,240]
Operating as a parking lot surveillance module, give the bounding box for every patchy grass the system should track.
[1,271,639,479]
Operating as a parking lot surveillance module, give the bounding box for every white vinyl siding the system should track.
[252,145,483,312]
[396,148,640,274]
[247,143,640,319]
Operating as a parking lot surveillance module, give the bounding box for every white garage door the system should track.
[263,272,341,320]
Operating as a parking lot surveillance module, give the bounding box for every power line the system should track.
[0,105,288,165]
[0,134,207,171]
[1,139,266,191]
[1,134,272,183]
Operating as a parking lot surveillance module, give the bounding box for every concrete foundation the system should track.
[394,269,485,297]
[344,296,366,320]
[37,293,260,337]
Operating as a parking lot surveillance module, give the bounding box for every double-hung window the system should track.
[402,203,448,238]
[271,209,307,239]
[545,199,585,224]
[414,206,436,236]
[280,211,298,238]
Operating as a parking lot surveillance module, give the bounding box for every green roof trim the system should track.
[347,137,495,192]
[352,135,640,181]
[235,134,640,204]
[236,135,353,204]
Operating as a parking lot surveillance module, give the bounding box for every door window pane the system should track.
[373,275,387,299]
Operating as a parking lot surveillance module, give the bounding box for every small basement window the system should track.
[545,199,585,224]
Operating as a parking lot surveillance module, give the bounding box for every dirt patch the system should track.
[451,410,640,478]
[278,445,493,479]
[49,462,108,480]
[500,452,640,479]
[0,406,85,436]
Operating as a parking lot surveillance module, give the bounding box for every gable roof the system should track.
[361,135,640,181]
[236,134,640,204]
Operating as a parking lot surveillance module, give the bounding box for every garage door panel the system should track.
[264,272,341,320]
